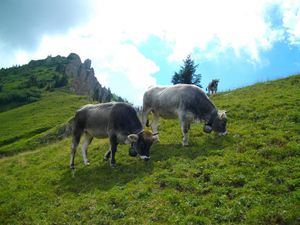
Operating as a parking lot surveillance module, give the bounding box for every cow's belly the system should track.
[152,104,177,118]
[156,108,196,122]
[85,128,108,139]
[157,110,177,119]
[85,128,128,144]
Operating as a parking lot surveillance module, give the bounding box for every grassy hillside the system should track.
[0,75,300,224]
[0,90,89,155]
[0,59,69,112]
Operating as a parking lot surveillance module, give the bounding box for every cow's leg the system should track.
[179,114,190,146]
[109,135,118,167]
[181,122,191,146]
[70,129,83,169]
[151,113,160,141]
[81,133,93,166]
[104,146,111,161]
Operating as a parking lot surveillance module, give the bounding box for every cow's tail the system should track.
[65,116,75,136]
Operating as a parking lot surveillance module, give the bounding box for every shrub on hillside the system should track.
[0,88,41,105]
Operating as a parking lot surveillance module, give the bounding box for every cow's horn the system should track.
[127,134,139,143]
[203,125,212,133]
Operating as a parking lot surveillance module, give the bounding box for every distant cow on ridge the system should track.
[207,79,219,94]
[70,102,157,169]
[142,84,227,146]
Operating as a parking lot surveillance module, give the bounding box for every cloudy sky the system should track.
[1,0,300,105]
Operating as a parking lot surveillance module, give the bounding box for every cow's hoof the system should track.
[182,143,189,147]
[110,163,116,168]
[84,161,90,166]
[70,165,75,169]
[103,156,109,161]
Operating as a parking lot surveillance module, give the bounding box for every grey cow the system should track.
[207,79,219,94]
[70,102,157,168]
[142,84,227,146]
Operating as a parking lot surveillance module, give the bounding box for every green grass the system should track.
[0,90,89,155]
[0,75,300,224]
[0,61,69,111]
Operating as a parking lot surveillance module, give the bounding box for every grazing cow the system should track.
[142,84,227,146]
[70,102,157,168]
[207,79,219,94]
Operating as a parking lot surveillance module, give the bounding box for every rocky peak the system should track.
[83,59,91,70]
[64,53,100,96]
[64,53,82,78]
[67,53,82,63]
[28,53,119,103]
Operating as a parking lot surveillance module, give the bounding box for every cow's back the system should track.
[74,103,114,138]
[74,102,142,138]
[144,84,215,119]
[109,102,142,135]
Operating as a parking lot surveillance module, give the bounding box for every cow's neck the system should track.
[206,109,218,126]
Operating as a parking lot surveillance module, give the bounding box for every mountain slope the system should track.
[0,53,124,112]
[0,75,299,224]
[0,53,126,155]
[0,90,89,155]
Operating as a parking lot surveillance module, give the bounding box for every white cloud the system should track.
[17,27,159,105]
[88,0,290,63]
[280,0,300,45]
[3,0,300,105]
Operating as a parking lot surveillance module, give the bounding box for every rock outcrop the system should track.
[65,53,100,97]
[28,53,122,103]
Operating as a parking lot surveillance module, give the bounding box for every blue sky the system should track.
[0,0,300,105]
[140,35,300,92]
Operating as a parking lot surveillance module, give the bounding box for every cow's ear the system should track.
[152,134,159,143]
[218,111,227,119]
[127,134,139,143]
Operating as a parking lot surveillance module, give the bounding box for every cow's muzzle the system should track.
[140,155,150,161]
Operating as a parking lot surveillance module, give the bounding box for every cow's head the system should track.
[203,110,227,136]
[127,130,158,161]
[211,79,219,86]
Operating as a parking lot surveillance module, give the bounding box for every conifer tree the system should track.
[171,55,202,87]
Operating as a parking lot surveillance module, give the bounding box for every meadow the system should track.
[0,75,299,224]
